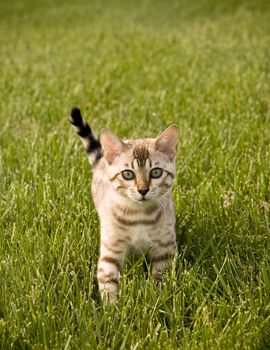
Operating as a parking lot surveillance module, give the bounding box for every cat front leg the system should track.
[97,238,126,302]
[149,238,177,286]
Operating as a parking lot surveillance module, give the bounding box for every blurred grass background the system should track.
[0,0,270,349]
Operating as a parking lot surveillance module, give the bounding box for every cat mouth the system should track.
[138,196,149,202]
[128,195,150,202]
[129,196,147,202]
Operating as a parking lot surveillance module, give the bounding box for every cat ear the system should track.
[100,128,126,164]
[155,125,179,159]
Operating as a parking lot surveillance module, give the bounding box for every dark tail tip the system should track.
[70,107,83,125]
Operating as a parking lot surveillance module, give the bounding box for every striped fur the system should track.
[70,113,179,301]
[132,144,150,167]
[70,107,103,166]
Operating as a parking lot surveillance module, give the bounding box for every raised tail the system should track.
[70,107,103,166]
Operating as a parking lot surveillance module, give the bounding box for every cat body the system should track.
[70,108,179,300]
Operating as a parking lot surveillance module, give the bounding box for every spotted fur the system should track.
[70,107,179,301]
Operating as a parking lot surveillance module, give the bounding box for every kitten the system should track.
[70,108,179,301]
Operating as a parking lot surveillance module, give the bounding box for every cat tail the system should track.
[70,107,103,166]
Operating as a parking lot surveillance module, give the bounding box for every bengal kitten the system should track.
[70,108,179,301]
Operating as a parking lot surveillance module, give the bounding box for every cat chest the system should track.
[113,213,169,252]
[100,202,175,251]
[127,225,165,251]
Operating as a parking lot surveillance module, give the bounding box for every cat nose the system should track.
[137,188,149,196]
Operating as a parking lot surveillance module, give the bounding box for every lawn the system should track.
[0,0,270,348]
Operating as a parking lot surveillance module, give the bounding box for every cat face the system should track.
[100,126,179,203]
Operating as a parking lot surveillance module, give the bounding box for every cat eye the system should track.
[150,168,163,179]
[122,170,135,180]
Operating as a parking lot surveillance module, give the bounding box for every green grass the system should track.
[1,0,270,348]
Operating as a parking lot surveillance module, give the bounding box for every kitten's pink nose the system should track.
[137,188,149,196]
